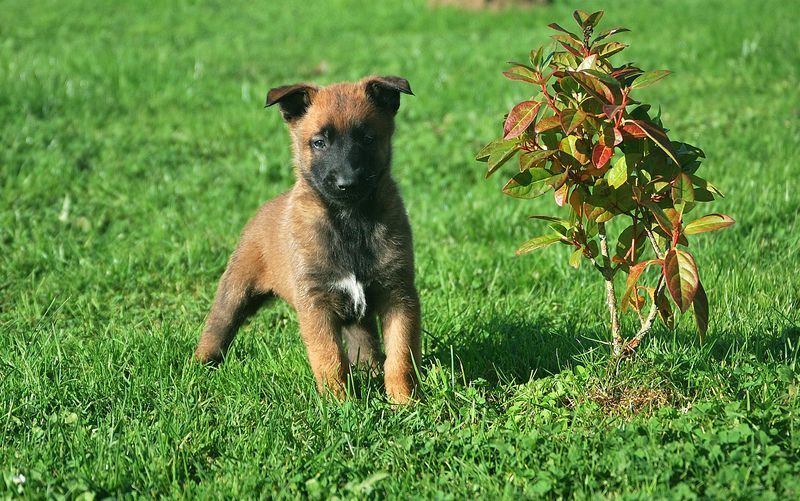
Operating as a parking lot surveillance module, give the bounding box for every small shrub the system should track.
[476,10,734,357]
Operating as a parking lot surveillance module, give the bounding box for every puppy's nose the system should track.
[335,175,357,191]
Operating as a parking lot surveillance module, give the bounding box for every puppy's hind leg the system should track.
[194,252,268,364]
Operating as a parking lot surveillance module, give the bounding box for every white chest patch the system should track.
[333,274,367,320]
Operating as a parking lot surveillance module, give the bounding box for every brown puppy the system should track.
[193,76,421,404]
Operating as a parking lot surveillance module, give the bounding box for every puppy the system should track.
[193,76,421,404]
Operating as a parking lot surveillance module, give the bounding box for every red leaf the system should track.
[602,104,622,120]
[554,183,569,207]
[621,259,662,312]
[557,40,583,58]
[591,144,613,168]
[503,101,541,140]
[621,122,647,138]
[663,248,699,313]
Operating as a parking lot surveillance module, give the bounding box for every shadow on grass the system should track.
[426,313,800,388]
[426,315,607,386]
[707,325,800,364]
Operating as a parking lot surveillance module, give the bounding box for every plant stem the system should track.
[633,275,664,344]
[629,216,669,346]
[598,222,622,356]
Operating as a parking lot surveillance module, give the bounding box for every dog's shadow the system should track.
[425,314,606,386]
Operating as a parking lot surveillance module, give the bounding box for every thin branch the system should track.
[598,222,622,356]
[633,275,664,343]
[642,216,666,260]
[625,213,670,350]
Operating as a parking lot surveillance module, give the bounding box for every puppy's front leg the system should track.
[380,290,422,404]
[297,307,349,399]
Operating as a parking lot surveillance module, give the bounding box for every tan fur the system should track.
[194,76,421,404]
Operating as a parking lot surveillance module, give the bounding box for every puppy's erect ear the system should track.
[365,76,413,115]
[265,83,319,122]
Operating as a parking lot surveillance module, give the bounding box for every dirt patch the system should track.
[587,385,675,416]
[429,0,550,10]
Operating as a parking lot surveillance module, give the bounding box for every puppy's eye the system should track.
[311,138,327,150]
[362,134,375,144]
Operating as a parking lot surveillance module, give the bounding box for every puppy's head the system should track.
[266,76,413,207]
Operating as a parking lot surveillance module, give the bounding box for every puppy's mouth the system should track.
[325,183,370,205]
[320,174,381,206]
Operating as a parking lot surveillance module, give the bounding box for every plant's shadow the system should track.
[426,314,606,386]
[707,325,800,364]
[425,311,800,387]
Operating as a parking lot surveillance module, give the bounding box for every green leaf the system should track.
[631,70,672,89]
[503,65,540,84]
[607,156,627,188]
[534,115,561,133]
[655,289,675,329]
[528,215,570,225]
[558,136,590,165]
[504,101,542,140]
[663,248,699,313]
[477,139,519,178]
[516,233,564,256]
[551,34,581,49]
[548,23,581,41]
[576,54,598,72]
[560,108,587,134]
[684,213,735,235]
[616,223,646,262]
[642,201,674,235]
[518,149,557,171]
[623,119,679,165]
[568,71,616,104]
[584,11,604,28]
[529,46,545,69]
[690,175,725,197]
[593,27,630,43]
[583,69,621,88]
[599,124,622,146]
[502,169,558,199]
[595,41,627,57]
[621,259,662,312]
[671,173,695,214]
[573,10,591,26]
[569,247,583,268]
[693,280,709,342]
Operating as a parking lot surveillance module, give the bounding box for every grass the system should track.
[1,0,799,497]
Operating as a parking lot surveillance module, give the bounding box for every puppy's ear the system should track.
[365,76,413,114]
[265,83,319,122]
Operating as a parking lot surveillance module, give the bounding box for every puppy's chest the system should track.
[307,215,400,322]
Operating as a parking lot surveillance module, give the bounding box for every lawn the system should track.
[1,0,799,497]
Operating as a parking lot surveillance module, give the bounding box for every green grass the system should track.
[2,0,799,497]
